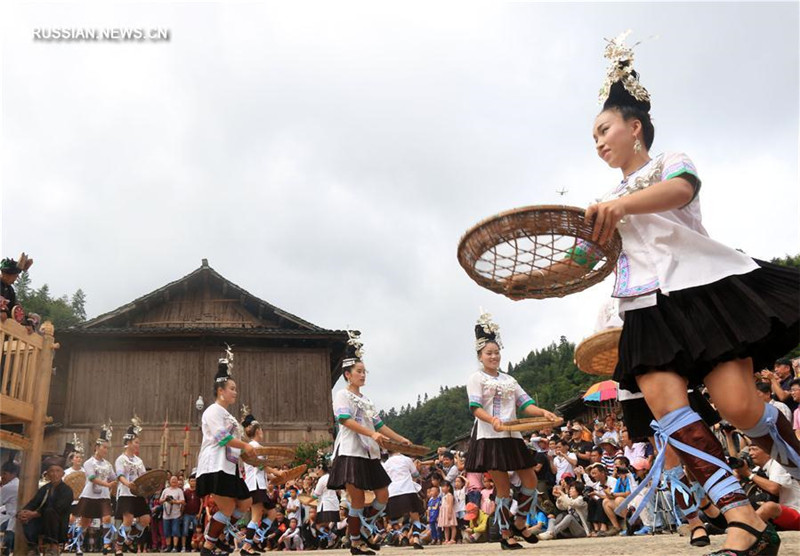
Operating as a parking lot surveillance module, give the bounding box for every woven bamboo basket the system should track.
[133,469,170,498]
[496,416,563,433]
[269,464,307,486]
[240,446,296,468]
[574,328,622,377]
[457,205,621,300]
[64,471,86,500]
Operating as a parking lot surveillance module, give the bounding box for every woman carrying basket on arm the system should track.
[327,331,413,556]
[566,32,799,556]
[195,349,256,556]
[464,312,559,550]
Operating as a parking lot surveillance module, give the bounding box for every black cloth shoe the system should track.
[690,525,711,547]
[500,538,524,550]
[703,521,780,556]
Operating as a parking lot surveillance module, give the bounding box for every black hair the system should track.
[214,360,233,396]
[789,378,800,389]
[755,381,772,394]
[1,461,20,475]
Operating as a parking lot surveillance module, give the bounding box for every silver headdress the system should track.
[598,30,651,106]
[475,309,502,352]
[342,330,364,369]
[240,404,259,428]
[123,415,142,443]
[71,433,85,456]
[216,344,234,384]
[97,420,113,444]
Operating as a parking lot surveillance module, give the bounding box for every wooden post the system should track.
[15,321,56,555]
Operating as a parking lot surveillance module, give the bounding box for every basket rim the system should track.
[574,327,622,376]
[456,204,621,300]
[457,204,586,253]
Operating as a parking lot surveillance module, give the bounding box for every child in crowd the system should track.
[279,517,303,551]
[437,481,457,544]
[191,525,204,551]
[426,486,442,545]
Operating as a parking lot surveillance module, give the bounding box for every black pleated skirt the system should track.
[317,510,342,523]
[115,495,150,518]
[328,455,391,491]
[386,492,425,520]
[196,471,251,500]
[250,488,276,508]
[465,426,537,473]
[75,497,112,519]
[615,259,799,394]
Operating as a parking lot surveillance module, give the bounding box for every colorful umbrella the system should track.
[582,380,618,402]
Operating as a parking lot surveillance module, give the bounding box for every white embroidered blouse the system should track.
[586,152,758,314]
[332,389,384,460]
[466,370,534,440]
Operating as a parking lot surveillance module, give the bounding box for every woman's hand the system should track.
[491,417,503,432]
[585,198,627,245]
[398,436,412,446]
[540,409,559,422]
[243,443,256,457]
[371,431,390,447]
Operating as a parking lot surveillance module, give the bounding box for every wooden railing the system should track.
[0,317,57,555]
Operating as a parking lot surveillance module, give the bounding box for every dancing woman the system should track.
[113,417,151,555]
[328,331,412,556]
[464,312,559,550]
[74,423,116,556]
[575,31,799,556]
[195,349,256,556]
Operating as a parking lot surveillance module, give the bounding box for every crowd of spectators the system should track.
[1,357,799,553]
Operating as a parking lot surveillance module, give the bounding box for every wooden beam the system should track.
[17,321,57,555]
[0,430,32,450]
[0,394,34,422]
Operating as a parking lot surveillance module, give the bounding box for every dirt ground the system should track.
[102,531,800,556]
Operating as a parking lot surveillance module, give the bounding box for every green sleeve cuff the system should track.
[337,414,351,422]
[665,168,697,181]
[218,434,234,447]
[375,421,385,430]
[518,400,534,412]
[469,402,482,409]
[88,475,97,481]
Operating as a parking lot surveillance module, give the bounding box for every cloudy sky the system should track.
[2,1,797,412]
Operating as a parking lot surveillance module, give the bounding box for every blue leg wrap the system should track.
[67,526,84,550]
[102,523,115,545]
[663,465,699,524]
[348,507,364,541]
[743,402,800,478]
[515,485,538,521]
[205,511,230,543]
[493,497,511,533]
[616,406,743,522]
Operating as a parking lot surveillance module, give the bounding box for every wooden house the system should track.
[44,259,348,471]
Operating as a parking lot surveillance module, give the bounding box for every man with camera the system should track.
[159,475,186,552]
[735,445,800,531]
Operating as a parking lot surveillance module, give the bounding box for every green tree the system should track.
[15,274,87,329]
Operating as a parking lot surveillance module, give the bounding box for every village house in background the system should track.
[43,259,348,471]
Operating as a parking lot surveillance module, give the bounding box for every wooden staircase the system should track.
[0,318,57,554]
